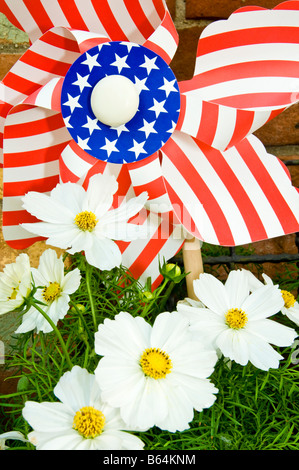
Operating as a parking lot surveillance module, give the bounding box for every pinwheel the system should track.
[0,0,299,291]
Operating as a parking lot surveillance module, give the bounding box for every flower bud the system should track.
[17,376,30,393]
[141,291,154,302]
[159,262,184,283]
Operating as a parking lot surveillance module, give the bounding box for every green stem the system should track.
[29,300,73,370]
[159,281,175,312]
[85,262,98,331]
[140,279,169,319]
[69,300,94,344]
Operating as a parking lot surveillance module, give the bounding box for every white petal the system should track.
[54,366,100,412]
[150,311,190,353]
[189,309,228,350]
[193,273,230,314]
[171,341,218,379]
[243,329,284,370]
[100,192,148,225]
[176,302,207,325]
[154,381,194,432]
[247,318,297,347]
[22,401,73,432]
[22,191,74,223]
[84,236,122,271]
[15,306,42,334]
[37,249,64,284]
[225,269,250,308]
[95,312,150,359]
[99,430,144,450]
[242,284,284,320]
[61,268,81,294]
[215,328,249,366]
[84,173,118,217]
[283,303,299,326]
[28,430,83,450]
[95,356,146,410]
[99,220,148,241]
[46,294,70,325]
[168,373,218,415]
[0,431,27,442]
[0,299,24,315]
[21,222,80,249]
[118,377,161,430]
[51,181,86,214]
[243,269,265,291]
[66,229,92,254]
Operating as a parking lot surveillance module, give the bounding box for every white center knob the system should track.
[90,75,139,127]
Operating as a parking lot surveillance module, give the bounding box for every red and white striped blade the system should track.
[0,26,82,164]
[161,131,299,246]
[2,80,71,248]
[176,1,299,151]
[127,152,172,213]
[119,212,184,289]
[0,0,177,62]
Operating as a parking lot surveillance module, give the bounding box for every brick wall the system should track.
[0,0,298,272]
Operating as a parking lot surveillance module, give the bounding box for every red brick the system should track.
[0,368,18,395]
[166,0,176,19]
[279,154,299,188]
[172,26,205,81]
[186,0,283,19]
[254,103,299,147]
[0,52,22,80]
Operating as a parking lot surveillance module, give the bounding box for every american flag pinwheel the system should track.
[0,0,299,289]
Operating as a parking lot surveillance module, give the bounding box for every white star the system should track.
[100,138,119,157]
[159,78,177,97]
[72,73,92,93]
[128,139,147,159]
[110,123,130,137]
[81,52,101,72]
[134,76,149,94]
[110,54,130,73]
[82,116,101,135]
[77,136,91,150]
[166,120,177,134]
[120,42,140,53]
[64,115,73,128]
[139,56,159,75]
[148,98,167,118]
[138,119,157,138]
[63,93,82,113]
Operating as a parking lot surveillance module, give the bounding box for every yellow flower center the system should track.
[140,348,172,379]
[281,290,296,309]
[225,308,248,330]
[74,211,98,231]
[73,406,105,439]
[8,286,19,300]
[42,282,61,303]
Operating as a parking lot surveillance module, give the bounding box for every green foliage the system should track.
[0,252,298,450]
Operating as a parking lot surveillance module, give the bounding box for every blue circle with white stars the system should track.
[61,41,180,164]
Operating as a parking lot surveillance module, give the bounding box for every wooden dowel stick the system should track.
[182,237,203,300]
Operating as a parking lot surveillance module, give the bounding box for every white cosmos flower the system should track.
[246,270,299,327]
[22,366,144,450]
[0,253,32,315]
[21,173,148,271]
[177,270,298,371]
[15,249,81,334]
[94,311,218,432]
